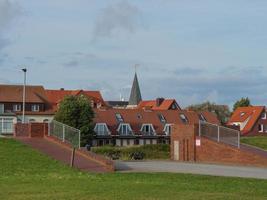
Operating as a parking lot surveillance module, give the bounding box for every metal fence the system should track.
[0,118,14,134]
[48,120,81,148]
[199,121,240,148]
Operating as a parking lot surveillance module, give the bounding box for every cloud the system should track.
[92,1,142,40]
[0,0,22,50]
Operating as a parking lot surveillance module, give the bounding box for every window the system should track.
[158,114,166,123]
[117,123,132,135]
[163,124,172,135]
[140,124,155,136]
[0,118,13,134]
[240,112,245,117]
[137,114,142,119]
[115,113,124,122]
[258,124,264,132]
[13,104,21,112]
[199,114,207,122]
[261,112,267,119]
[94,123,110,136]
[31,104,40,112]
[0,104,4,113]
[179,114,188,124]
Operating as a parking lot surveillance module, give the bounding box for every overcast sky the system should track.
[0,0,267,108]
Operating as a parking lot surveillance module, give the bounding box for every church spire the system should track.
[128,72,142,106]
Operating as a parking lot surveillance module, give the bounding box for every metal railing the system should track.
[0,118,14,134]
[48,120,81,148]
[199,120,240,148]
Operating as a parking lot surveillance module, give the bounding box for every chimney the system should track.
[60,88,64,91]
[156,98,164,107]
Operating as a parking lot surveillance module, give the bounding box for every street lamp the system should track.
[22,68,27,123]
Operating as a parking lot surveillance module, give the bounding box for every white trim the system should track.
[140,123,156,135]
[261,112,267,119]
[94,123,110,135]
[13,104,21,112]
[31,104,40,112]
[0,104,4,113]
[163,123,173,135]
[259,124,264,132]
[117,123,132,135]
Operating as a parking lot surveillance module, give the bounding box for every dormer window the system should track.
[115,113,124,122]
[199,114,206,122]
[261,112,266,119]
[13,104,21,112]
[94,123,110,136]
[158,114,166,123]
[117,123,132,135]
[163,124,172,135]
[179,114,188,124]
[31,104,39,112]
[140,124,155,136]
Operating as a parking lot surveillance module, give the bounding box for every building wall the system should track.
[247,117,267,136]
[1,102,46,113]
[17,115,53,123]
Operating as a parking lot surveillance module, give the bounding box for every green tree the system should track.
[233,97,251,111]
[54,95,95,146]
[186,101,231,124]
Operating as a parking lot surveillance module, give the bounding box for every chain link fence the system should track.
[199,121,240,148]
[48,120,81,148]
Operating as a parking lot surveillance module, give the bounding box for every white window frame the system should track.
[163,124,172,135]
[13,104,21,112]
[115,113,124,122]
[117,123,132,136]
[140,124,155,135]
[31,104,40,112]
[259,124,264,132]
[0,118,14,134]
[0,104,4,113]
[179,113,188,123]
[94,123,110,136]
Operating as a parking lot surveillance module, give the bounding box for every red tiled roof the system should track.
[228,106,265,134]
[45,89,106,111]
[0,85,48,103]
[137,99,181,110]
[93,108,219,136]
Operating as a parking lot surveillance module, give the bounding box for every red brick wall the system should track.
[170,124,267,167]
[171,124,197,161]
[196,137,267,167]
[29,123,48,137]
[14,123,30,137]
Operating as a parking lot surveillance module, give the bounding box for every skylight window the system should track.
[199,114,206,122]
[240,112,245,117]
[158,114,166,123]
[163,124,172,135]
[179,114,188,124]
[115,113,124,122]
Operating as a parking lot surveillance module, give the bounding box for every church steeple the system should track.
[128,72,142,106]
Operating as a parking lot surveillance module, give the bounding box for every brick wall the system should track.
[196,137,267,167]
[14,123,30,137]
[15,123,48,138]
[29,123,48,137]
[171,124,267,167]
[171,124,197,161]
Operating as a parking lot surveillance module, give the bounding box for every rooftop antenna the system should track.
[134,64,140,73]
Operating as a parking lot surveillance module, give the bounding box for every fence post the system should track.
[237,131,240,148]
[48,122,50,136]
[217,125,220,142]
[198,120,201,137]
[78,130,81,149]
[63,124,65,142]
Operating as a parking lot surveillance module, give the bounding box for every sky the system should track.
[0,0,267,108]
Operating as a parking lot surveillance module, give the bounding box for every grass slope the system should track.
[241,136,267,150]
[1,138,267,200]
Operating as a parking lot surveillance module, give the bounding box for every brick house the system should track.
[228,106,267,135]
[0,85,54,134]
[92,108,219,146]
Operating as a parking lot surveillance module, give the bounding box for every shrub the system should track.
[91,144,170,160]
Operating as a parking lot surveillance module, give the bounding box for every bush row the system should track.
[91,144,170,160]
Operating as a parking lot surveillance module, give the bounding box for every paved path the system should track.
[115,161,267,179]
[241,143,267,158]
[16,137,108,173]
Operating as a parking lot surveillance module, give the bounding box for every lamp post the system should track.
[22,68,27,123]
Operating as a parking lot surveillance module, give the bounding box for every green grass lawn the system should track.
[1,139,267,200]
[241,136,267,150]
